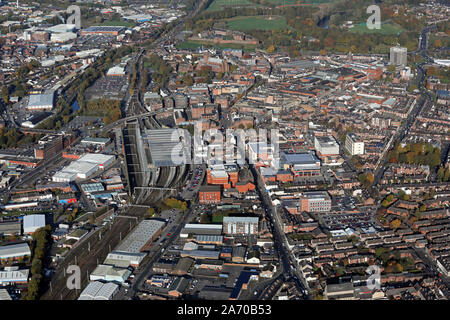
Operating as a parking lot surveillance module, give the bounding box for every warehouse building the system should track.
[23,214,46,234]
[104,251,147,268]
[115,219,165,253]
[81,26,126,36]
[106,65,126,77]
[81,137,110,147]
[27,91,54,111]
[180,250,220,260]
[89,264,131,284]
[324,282,356,300]
[52,153,115,182]
[180,224,223,238]
[0,243,31,262]
[0,266,29,285]
[0,202,38,211]
[50,32,77,43]
[78,281,119,300]
[81,183,105,194]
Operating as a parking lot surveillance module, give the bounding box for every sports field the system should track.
[206,0,260,12]
[268,0,337,4]
[225,15,290,31]
[349,22,404,35]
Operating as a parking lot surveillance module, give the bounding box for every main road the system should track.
[372,26,436,187]
[249,163,312,300]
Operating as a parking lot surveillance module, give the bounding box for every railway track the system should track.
[41,217,138,300]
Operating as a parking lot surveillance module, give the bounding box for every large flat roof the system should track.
[23,214,46,231]
[84,26,126,32]
[281,152,319,165]
[185,224,222,230]
[223,216,258,223]
[28,92,54,108]
[0,243,31,259]
[78,153,114,165]
[115,219,165,253]
[144,129,190,167]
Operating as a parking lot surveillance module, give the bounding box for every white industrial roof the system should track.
[78,281,103,300]
[115,220,165,253]
[23,214,46,232]
[78,153,115,165]
[52,171,77,181]
[107,66,125,76]
[223,216,259,223]
[28,92,54,108]
[0,243,31,259]
[95,282,119,300]
[63,161,98,174]
[78,280,119,300]
[184,224,222,230]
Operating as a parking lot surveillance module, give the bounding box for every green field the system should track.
[268,0,337,4]
[100,19,135,28]
[349,22,403,35]
[206,0,260,12]
[207,0,338,10]
[226,15,290,31]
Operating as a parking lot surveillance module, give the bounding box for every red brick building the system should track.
[199,185,221,204]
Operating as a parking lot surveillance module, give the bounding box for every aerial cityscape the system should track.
[0,0,449,305]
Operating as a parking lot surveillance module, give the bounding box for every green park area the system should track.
[268,0,337,5]
[207,0,337,12]
[349,22,404,35]
[225,15,291,31]
[100,19,135,27]
[206,0,260,12]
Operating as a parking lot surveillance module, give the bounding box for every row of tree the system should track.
[0,128,42,149]
[22,225,51,300]
[388,142,441,169]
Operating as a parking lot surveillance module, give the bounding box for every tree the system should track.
[390,219,402,229]
[437,167,445,182]
[387,64,396,73]
[419,205,427,212]
[147,207,156,217]
[381,200,390,207]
